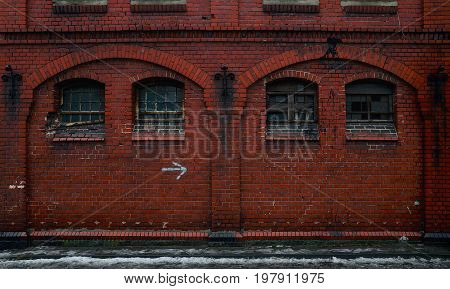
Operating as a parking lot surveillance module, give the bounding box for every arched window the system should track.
[346,80,394,122]
[266,78,317,133]
[134,78,184,133]
[60,79,105,126]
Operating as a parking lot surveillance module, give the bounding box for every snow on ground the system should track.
[0,244,449,269]
[0,242,450,269]
[0,256,449,269]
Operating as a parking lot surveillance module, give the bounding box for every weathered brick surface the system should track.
[26,60,211,231]
[241,61,423,232]
[0,0,448,236]
[424,0,450,30]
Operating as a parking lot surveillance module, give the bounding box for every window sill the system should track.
[132,133,185,141]
[346,122,398,141]
[346,133,398,141]
[342,5,397,15]
[263,4,319,13]
[52,134,105,142]
[53,5,108,14]
[266,134,319,141]
[130,4,187,13]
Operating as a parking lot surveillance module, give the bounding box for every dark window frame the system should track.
[134,78,185,133]
[266,78,318,131]
[59,79,105,126]
[346,79,395,123]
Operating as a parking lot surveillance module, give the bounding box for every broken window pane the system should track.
[266,78,317,134]
[135,78,184,134]
[346,80,394,122]
[60,79,105,126]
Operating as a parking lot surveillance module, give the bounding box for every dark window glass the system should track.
[60,80,105,126]
[266,78,317,131]
[135,79,184,133]
[346,80,394,122]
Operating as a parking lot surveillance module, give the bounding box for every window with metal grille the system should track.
[134,78,184,134]
[346,80,394,122]
[60,79,105,126]
[266,78,317,133]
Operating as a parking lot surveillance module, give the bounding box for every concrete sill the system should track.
[266,134,319,141]
[53,5,108,14]
[130,4,187,13]
[343,5,398,15]
[52,134,105,142]
[263,4,320,13]
[132,133,185,141]
[346,133,398,141]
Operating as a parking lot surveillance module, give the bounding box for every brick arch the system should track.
[31,72,108,114]
[129,70,187,85]
[48,71,107,88]
[24,44,209,90]
[21,44,212,120]
[343,71,398,87]
[264,70,322,85]
[236,46,426,112]
[14,45,213,197]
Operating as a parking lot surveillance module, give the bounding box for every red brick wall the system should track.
[0,0,27,30]
[424,0,450,30]
[241,61,423,232]
[0,0,448,235]
[26,60,211,230]
[0,0,436,32]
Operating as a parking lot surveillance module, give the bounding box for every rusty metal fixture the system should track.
[324,37,342,59]
[428,65,448,104]
[427,65,448,166]
[214,65,235,105]
[2,65,22,100]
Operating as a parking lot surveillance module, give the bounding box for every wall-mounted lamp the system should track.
[323,37,342,59]
[2,65,22,100]
[214,65,235,106]
[428,65,448,104]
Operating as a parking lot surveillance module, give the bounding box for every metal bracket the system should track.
[428,65,448,104]
[323,37,342,59]
[2,65,22,100]
[214,65,235,105]
[427,65,448,166]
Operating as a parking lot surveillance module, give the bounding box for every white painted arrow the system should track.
[161,162,187,180]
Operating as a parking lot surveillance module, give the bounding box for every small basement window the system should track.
[266,78,318,139]
[134,78,184,134]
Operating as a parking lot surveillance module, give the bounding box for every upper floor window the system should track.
[60,79,105,126]
[131,0,187,12]
[53,0,107,5]
[134,78,184,134]
[131,0,186,3]
[263,0,319,4]
[263,0,320,13]
[53,0,108,14]
[346,80,394,122]
[341,0,398,14]
[266,78,317,134]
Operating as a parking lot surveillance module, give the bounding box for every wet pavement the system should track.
[0,241,449,269]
